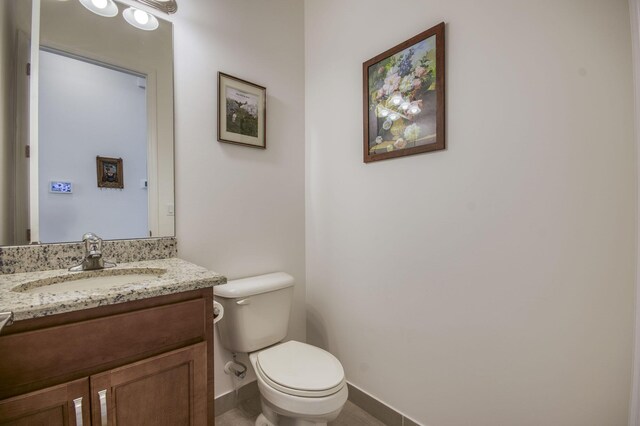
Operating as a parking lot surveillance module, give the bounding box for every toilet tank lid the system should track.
[214,272,294,298]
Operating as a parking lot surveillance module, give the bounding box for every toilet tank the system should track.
[214,272,294,353]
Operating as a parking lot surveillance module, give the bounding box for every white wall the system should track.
[172,0,305,397]
[38,50,148,243]
[305,1,636,425]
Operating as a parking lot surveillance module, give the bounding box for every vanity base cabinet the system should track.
[0,343,206,425]
[0,289,214,425]
[91,342,207,426]
[0,378,90,426]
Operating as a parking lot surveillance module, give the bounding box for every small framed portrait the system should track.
[96,156,124,189]
[363,22,445,163]
[218,72,267,149]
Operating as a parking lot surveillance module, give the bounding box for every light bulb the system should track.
[91,0,107,9]
[400,101,410,111]
[409,106,421,114]
[380,109,389,117]
[389,113,400,121]
[79,0,118,17]
[123,6,159,30]
[133,9,150,24]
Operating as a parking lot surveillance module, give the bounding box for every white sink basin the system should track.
[12,268,167,295]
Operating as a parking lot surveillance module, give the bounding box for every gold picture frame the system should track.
[96,156,124,189]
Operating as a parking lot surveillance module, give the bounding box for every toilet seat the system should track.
[254,341,346,398]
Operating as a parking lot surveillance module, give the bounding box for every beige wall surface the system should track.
[170,0,306,397]
[630,0,640,424]
[0,0,16,245]
[305,1,636,425]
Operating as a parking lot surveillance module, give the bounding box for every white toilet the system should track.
[214,272,348,426]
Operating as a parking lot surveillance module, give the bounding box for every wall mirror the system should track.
[0,0,174,246]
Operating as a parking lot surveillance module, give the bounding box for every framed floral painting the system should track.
[363,22,445,163]
[218,72,267,149]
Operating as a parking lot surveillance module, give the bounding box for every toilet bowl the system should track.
[214,273,348,426]
[249,340,348,426]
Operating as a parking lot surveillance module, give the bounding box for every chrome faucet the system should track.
[69,232,116,272]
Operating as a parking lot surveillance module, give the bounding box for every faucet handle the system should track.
[82,232,103,258]
[82,232,100,242]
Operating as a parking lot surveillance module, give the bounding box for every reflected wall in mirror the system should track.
[0,0,175,246]
[0,0,32,246]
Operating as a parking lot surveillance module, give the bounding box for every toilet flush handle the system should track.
[236,299,250,305]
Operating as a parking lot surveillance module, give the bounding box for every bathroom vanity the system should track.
[0,258,225,425]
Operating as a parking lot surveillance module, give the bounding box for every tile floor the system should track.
[214,400,387,426]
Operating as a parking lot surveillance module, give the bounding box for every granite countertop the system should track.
[0,258,226,322]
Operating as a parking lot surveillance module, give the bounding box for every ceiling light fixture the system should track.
[78,0,118,17]
[133,0,177,14]
[123,6,159,30]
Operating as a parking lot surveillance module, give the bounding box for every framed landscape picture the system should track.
[218,72,266,149]
[363,22,445,163]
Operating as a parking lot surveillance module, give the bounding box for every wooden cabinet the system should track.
[0,379,89,426]
[90,343,207,426]
[0,289,214,425]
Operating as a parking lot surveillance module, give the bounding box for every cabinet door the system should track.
[0,378,90,426]
[90,342,207,426]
